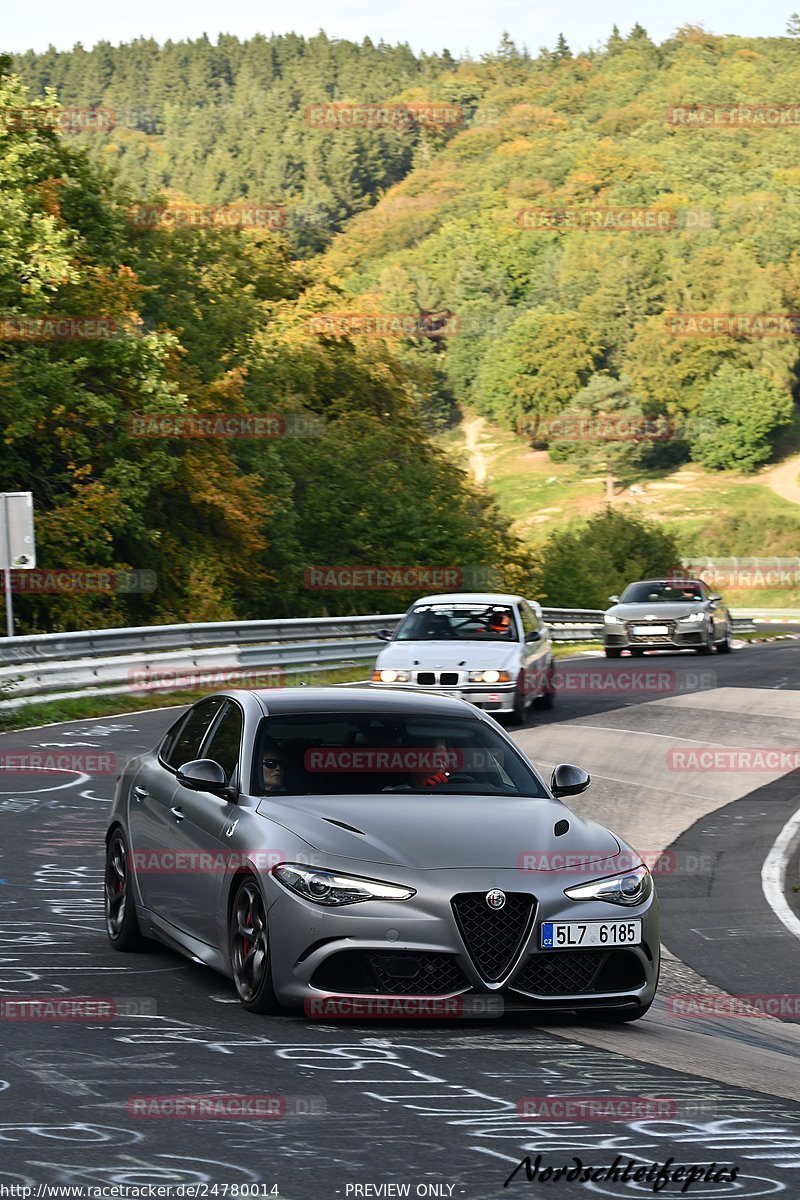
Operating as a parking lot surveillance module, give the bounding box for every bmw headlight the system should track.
[604,615,624,626]
[273,863,416,906]
[468,669,511,683]
[372,668,411,683]
[564,865,651,907]
[679,612,707,624]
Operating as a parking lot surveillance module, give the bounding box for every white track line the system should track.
[762,804,800,943]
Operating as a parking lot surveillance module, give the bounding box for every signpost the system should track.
[0,492,36,638]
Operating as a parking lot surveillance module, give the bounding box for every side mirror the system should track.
[550,763,591,798]
[176,758,228,796]
[608,595,620,604]
[708,594,721,602]
[525,629,541,642]
[376,629,392,641]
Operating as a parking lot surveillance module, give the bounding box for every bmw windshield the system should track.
[394,602,518,641]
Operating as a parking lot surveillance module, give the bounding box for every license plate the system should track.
[540,920,642,949]
[632,624,668,636]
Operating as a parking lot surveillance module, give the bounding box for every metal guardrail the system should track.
[0,607,760,709]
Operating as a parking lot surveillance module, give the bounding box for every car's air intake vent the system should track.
[440,672,459,686]
[451,892,535,982]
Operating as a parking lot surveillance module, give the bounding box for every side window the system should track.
[519,602,539,637]
[203,701,244,785]
[159,713,186,764]
[164,699,225,770]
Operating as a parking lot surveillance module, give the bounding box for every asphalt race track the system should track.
[1,641,800,1199]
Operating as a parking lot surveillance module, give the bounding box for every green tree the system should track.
[532,509,681,608]
[686,365,794,472]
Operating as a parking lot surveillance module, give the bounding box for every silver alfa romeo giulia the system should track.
[105,688,659,1020]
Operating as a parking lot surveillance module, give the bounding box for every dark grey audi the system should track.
[105,688,659,1020]
[604,578,733,657]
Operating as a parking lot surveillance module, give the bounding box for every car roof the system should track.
[244,686,484,716]
[628,578,704,587]
[408,592,524,605]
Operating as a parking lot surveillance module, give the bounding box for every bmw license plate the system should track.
[632,624,667,636]
[540,920,641,949]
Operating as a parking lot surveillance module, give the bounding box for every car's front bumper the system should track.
[604,625,708,652]
[369,680,518,714]
[264,864,660,1015]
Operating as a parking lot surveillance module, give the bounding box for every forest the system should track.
[4,24,800,629]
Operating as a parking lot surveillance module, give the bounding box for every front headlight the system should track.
[372,668,411,683]
[468,669,511,683]
[564,864,651,907]
[273,863,416,906]
[679,612,707,624]
[604,615,624,626]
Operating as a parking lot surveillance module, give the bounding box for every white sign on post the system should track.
[0,492,36,638]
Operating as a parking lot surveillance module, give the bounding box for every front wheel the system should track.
[605,648,622,659]
[697,625,715,655]
[230,876,283,1014]
[531,664,556,710]
[105,828,144,951]
[716,626,732,654]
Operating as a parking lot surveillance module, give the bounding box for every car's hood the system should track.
[375,641,519,671]
[608,602,708,621]
[257,794,621,870]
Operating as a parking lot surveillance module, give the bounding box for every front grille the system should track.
[369,952,468,995]
[310,949,468,995]
[512,949,646,996]
[452,892,535,982]
[513,950,605,995]
[415,670,461,686]
[625,620,676,644]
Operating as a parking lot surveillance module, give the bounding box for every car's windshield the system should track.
[620,582,704,604]
[253,712,547,797]
[394,602,518,641]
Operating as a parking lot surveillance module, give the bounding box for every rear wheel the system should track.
[230,876,283,1014]
[105,828,144,951]
[716,626,732,654]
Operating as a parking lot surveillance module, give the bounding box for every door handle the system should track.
[133,786,148,802]
[170,806,184,822]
